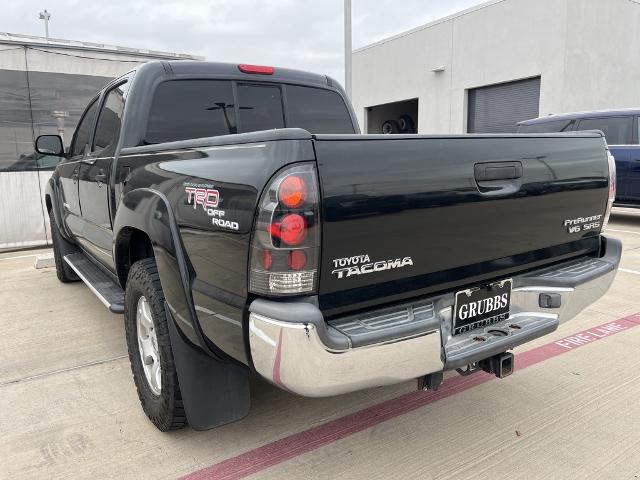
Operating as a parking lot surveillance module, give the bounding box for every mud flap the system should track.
[166,307,250,430]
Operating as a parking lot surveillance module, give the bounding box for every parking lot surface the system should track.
[2,208,640,480]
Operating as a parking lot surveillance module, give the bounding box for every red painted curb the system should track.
[183,313,640,480]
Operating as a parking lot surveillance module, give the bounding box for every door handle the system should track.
[474,161,523,197]
[474,161,523,181]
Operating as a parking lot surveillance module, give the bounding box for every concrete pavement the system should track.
[1,208,640,479]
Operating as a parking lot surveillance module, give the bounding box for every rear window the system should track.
[237,84,285,132]
[286,85,355,134]
[146,79,353,143]
[518,119,574,133]
[576,116,633,145]
[146,80,236,144]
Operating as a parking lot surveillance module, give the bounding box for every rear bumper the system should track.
[248,236,621,397]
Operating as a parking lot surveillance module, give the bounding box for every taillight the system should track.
[269,213,306,245]
[279,175,307,208]
[288,250,307,270]
[249,164,320,295]
[261,250,273,270]
[602,150,616,231]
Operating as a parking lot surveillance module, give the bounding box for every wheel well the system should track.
[115,227,155,287]
[45,194,52,213]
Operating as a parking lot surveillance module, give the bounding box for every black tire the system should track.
[398,115,416,133]
[124,258,187,431]
[381,119,400,134]
[49,208,80,283]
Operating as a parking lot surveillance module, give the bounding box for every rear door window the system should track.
[237,84,285,132]
[576,116,633,145]
[286,85,354,134]
[517,119,574,133]
[93,81,127,154]
[71,99,98,157]
[146,80,236,143]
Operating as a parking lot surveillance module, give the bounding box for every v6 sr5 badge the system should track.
[184,183,239,231]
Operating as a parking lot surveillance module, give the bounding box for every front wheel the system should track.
[124,258,187,431]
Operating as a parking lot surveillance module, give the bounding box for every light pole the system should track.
[38,9,51,39]
[344,0,352,100]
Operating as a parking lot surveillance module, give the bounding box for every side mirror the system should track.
[35,135,65,157]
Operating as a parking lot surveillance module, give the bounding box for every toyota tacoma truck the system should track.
[37,60,621,431]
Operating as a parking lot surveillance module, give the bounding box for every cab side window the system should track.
[93,82,127,154]
[71,99,99,157]
[576,116,633,145]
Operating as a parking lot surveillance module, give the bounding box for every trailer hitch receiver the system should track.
[479,352,514,378]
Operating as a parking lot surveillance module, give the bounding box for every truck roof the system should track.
[519,108,640,125]
[158,60,333,88]
[117,60,356,149]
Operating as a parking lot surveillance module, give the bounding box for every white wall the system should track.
[0,172,51,250]
[352,0,640,134]
[561,0,640,113]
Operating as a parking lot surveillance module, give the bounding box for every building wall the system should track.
[352,0,640,134]
[561,0,640,113]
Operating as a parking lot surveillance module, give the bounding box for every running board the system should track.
[64,253,125,314]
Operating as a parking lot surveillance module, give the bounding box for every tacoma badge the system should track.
[331,254,413,279]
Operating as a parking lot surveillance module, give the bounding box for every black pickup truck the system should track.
[37,61,621,431]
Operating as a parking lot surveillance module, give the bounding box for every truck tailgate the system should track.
[314,133,609,315]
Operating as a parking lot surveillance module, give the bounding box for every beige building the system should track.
[352,0,640,135]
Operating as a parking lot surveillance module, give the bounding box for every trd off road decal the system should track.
[184,182,239,231]
[331,254,413,279]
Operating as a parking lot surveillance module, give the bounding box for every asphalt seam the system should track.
[0,354,128,387]
[619,267,640,275]
[608,228,640,235]
[0,253,40,261]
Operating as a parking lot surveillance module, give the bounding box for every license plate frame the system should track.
[453,279,512,335]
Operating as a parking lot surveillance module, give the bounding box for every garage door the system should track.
[467,77,540,133]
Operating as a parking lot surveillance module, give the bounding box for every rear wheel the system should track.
[49,208,79,283]
[124,258,187,431]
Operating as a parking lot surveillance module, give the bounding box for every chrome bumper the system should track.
[249,237,621,397]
